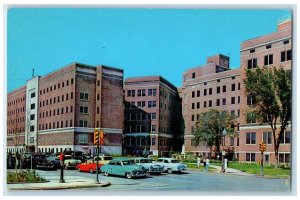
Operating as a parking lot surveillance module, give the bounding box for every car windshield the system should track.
[122,160,135,165]
[103,156,113,160]
[140,159,152,163]
[171,160,180,163]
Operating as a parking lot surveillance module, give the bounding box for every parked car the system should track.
[156,157,187,174]
[47,155,61,169]
[93,154,113,165]
[61,151,88,163]
[76,161,103,173]
[101,158,148,179]
[64,158,82,169]
[22,153,55,170]
[133,157,164,174]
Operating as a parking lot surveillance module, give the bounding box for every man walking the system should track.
[205,157,210,172]
[197,156,201,169]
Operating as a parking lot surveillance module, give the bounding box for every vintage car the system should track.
[47,155,61,169]
[93,154,113,165]
[156,157,187,174]
[101,158,148,179]
[133,157,164,174]
[75,162,103,173]
[22,153,55,170]
[64,158,82,169]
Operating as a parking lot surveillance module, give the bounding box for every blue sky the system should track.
[7,8,291,92]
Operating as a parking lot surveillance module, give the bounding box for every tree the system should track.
[244,66,291,168]
[193,109,236,155]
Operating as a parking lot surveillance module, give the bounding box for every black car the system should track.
[22,153,55,170]
[47,155,61,169]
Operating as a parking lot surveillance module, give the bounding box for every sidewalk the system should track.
[7,178,111,190]
[209,164,255,176]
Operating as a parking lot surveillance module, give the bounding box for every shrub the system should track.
[7,170,46,183]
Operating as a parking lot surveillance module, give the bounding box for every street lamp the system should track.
[221,128,226,173]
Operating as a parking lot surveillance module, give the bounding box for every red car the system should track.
[76,162,103,174]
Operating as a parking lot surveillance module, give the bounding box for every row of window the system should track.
[7,107,25,116]
[124,137,168,147]
[7,116,25,125]
[39,106,74,119]
[191,110,240,122]
[39,120,74,130]
[125,101,157,109]
[247,49,292,69]
[8,96,26,106]
[191,96,241,110]
[126,112,157,121]
[245,153,290,163]
[127,89,157,97]
[191,83,240,98]
[246,131,291,144]
[39,92,74,107]
[7,127,25,134]
[39,78,74,95]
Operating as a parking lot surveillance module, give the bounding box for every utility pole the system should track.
[94,129,100,184]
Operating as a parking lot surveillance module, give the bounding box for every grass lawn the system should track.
[185,163,217,171]
[214,162,290,177]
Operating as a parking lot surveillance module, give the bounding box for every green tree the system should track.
[193,109,236,154]
[244,66,291,168]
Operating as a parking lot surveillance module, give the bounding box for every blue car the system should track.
[101,158,148,179]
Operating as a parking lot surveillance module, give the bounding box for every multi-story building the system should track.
[182,54,242,157]
[124,76,182,156]
[238,17,292,164]
[7,63,124,156]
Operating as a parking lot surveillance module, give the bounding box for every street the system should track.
[34,168,290,193]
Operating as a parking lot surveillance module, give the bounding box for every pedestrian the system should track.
[197,156,201,169]
[203,157,206,171]
[205,157,210,172]
[224,158,228,172]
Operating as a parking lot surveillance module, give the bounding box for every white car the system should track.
[156,157,187,174]
[133,157,164,174]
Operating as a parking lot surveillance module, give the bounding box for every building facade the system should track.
[238,17,292,164]
[182,54,242,157]
[7,63,124,156]
[124,76,182,156]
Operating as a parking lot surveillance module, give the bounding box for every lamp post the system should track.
[221,128,226,173]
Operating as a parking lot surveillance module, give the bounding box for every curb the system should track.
[8,182,111,190]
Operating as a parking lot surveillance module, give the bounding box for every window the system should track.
[250,49,255,53]
[204,101,207,108]
[231,97,235,104]
[204,89,207,96]
[266,44,272,49]
[247,58,257,69]
[148,89,157,96]
[246,112,256,123]
[192,103,195,109]
[191,115,194,121]
[283,40,289,45]
[281,50,292,62]
[209,88,212,95]
[279,153,290,163]
[197,102,200,109]
[151,113,156,120]
[230,110,235,117]
[231,84,235,91]
[148,101,156,108]
[264,54,273,65]
[80,106,89,114]
[58,83,60,89]
[197,90,200,97]
[217,79,220,83]
[138,89,146,97]
[230,137,234,146]
[78,134,88,143]
[223,85,226,93]
[151,125,156,132]
[79,120,88,127]
[151,138,156,145]
[238,83,240,90]
[263,132,272,144]
[71,92,73,99]
[281,131,291,144]
[30,114,35,120]
[209,100,212,107]
[217,86,220,93]
[66,80,69,86]
[238,96,240,104]
[204,82,207,85]
[216,99,220,106]
[246,132,256,144]
[192,91,195,98]
[80,93,89,101]
[30,103,35,110]
[31,92,35,98]
[232,76,235,80]
[246,153,256,162]
[71,78,74,84]
[247,96,256,105]
[222,98,226,105]
[30,125,35,132]
[192,72,195,78]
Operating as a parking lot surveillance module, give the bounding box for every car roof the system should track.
[134,157,151,160]
[158,157,175,160]
[110,157,134,161]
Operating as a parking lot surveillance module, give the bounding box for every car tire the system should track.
[104,172,109,176]
[126,172,133,179]
[78,168,81,172]
[89,168,94,174]
[167,168,173,174]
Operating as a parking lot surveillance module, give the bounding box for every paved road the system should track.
[34,168,290,193]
